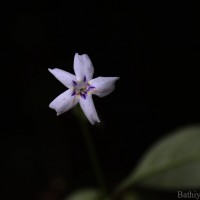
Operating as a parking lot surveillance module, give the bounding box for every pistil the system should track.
[71,80,95,99]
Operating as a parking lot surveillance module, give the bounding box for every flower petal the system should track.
[49,89,78,115]
[89,77,120,97]
[79,94,100,125]
[73,53,94,81]
[48,68,76,88]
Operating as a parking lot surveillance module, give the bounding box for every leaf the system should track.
[64,189,104,200]
[121,192,141,200]
[117,125,200,191]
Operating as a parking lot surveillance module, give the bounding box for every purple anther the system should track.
[89,85,95,89]
[73,80,77,86]
[81,93,86,99]
[84,76,86,82]
[71,90,76,96]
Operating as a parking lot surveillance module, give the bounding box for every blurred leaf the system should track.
[65,189,104,200]
[121,192,141,200]
[117,125,200,191]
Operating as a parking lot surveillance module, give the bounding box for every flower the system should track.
[48,53,119,125]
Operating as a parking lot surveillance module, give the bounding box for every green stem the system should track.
[79,120,107,195]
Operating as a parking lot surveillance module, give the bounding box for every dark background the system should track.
[1,1,200,199]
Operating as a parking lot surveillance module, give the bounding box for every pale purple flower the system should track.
[48,53,119,125]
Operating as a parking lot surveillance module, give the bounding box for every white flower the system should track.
[48,53,119,125]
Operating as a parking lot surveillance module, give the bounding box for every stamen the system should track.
[81,93,86,99]
[73,80,77,86]
[71,90,76,96]
[71,80,93,100]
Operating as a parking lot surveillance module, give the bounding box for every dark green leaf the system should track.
[64,189,104,200]
[117,125,200,191]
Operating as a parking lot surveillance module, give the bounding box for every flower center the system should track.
[71,78,95,99]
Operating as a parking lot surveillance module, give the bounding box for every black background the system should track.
[1,1,200,199]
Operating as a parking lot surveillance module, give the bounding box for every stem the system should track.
[79,120,107,194]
